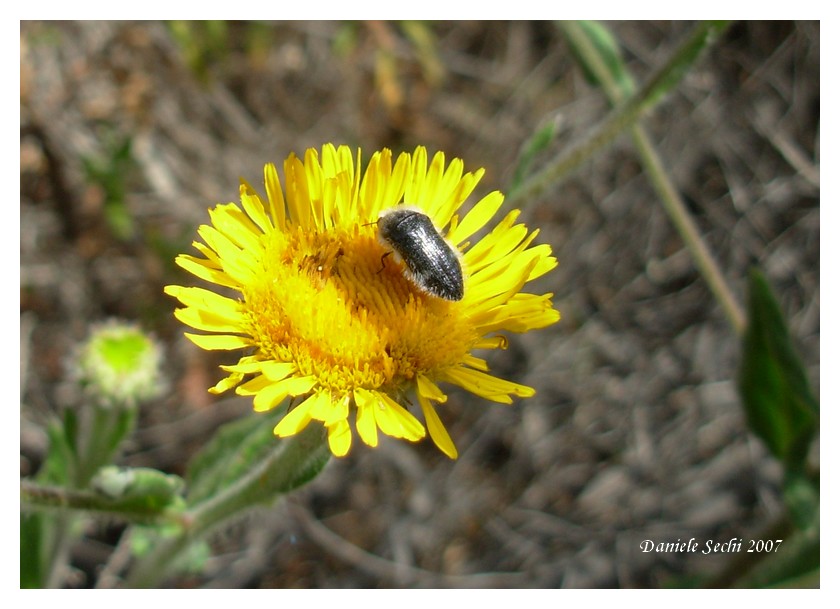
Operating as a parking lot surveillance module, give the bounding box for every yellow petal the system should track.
[439,366,535,403]
[166,285,241,316]
[263,162,286,229]
[376,393,426,441]
[274,393,319,436]
[172,256,240,290]
[418,393,457,459]
[253,375,317,412]
[260,361,297,382]
[208,203,261,251]
[220,356,262,374]
[235,374,272,396]
[327,419,352,457]
[449,191,504,246]
[174,306,242,334]
[417,374,447,403]
[461,354,489,371]
[354,388,379,447]
[209,372,244,395]
[313,394,349,426]
[185,333,252,351]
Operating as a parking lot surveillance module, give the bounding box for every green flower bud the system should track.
[74,320,165,408]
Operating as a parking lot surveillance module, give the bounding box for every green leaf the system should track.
[192,421,331,520]
[129,525,211,574]
[81,131,136,241]
[185,411,278,505]
[39,419,75,485]
[733,525,819,588]
[102,406,139,466]
[20,513,44,588]
[24,430,73,589]
[783,470,819,532]
[73,405,139,488]
[738,268,818,470]
[640,21,730,112]
[562,20,636,105]
[262,424,331,494]
[511,120,561,192]
[62,408,78,459]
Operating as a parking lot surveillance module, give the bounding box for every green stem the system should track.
[550,20,745,334]
[41,404,136,587]
[630,125,746,334]
[44,513,74,588]
[74,405,134,487]
[124,423,329,588]
[509,21,729,206]
[20,480,185,525]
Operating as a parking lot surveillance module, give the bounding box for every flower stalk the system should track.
[20,478,183,525]
[124,424,330,588]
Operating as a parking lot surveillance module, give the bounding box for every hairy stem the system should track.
[124,424,329,587]
[509,21,729,206]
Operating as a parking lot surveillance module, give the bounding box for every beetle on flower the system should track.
[165,145,560,459]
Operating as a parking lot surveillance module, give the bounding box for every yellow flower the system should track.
[165,145,559,459]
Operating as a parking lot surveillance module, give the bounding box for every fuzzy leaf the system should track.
[185,410,278,505]
[511,120,561,191]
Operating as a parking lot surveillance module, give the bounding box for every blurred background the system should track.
[20,21,819,587]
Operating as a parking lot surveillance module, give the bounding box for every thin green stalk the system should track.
[551,20,745,335]
[74,406,117,487]
[509,21,729,206]
[20,480,185,525]
[124,423,329,588]
[40,404,135,587]
[44,513,74,588]
[631,125,746,334]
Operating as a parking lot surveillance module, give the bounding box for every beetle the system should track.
[376,207,464,301]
